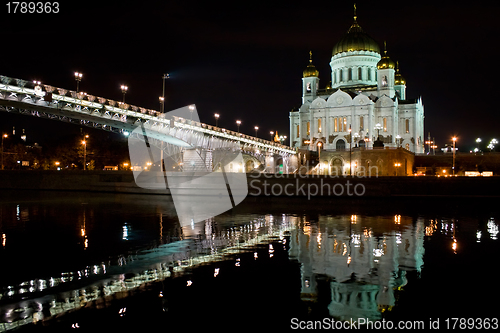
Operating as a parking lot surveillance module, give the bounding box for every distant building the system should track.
[289,7,424,162]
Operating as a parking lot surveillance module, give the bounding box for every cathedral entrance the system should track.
[336,139,346,151]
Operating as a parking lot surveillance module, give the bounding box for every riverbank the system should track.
[0,170,499,197]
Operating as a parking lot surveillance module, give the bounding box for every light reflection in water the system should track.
[0,194,498,331]
[288,215,425,321]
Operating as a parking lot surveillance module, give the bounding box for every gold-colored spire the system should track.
[377,41,395,69]
[309,50,313,62]
[395,61,406,85]
[303,51,319,77]
[353,3,357,21]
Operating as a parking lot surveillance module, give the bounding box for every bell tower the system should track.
[302,51,320,104]
[377,42,396,98]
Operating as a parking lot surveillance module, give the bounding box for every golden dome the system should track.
[332,15,380,56]
[394,61,406,85]
[303,51,319,78]
[377,43,395,69]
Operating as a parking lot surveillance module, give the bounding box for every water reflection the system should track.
[0,193,498,330]
[289,214,424,321]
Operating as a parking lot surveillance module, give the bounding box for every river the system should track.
[0,191,498,331]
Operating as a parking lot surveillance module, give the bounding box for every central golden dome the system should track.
[332,18,380,56]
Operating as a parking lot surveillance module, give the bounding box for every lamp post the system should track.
[82,134,89,170]
[374,123,383,140]
[236,120,241,134]
[1,134,7,170]
[74,72,83,92]
[394,162,401,176]
[254,126,259,138]
[348,125,352,176]
[214,113,220,127]
[270,131,274,142]
[161,73,169,113]
[452,137,457,176]
[120,85,128,103]
[475,138,481,153]
[353,132,360,147]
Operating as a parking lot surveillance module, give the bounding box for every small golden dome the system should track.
[303,51,319,78]
[394,61,406,85]
[377,42,395,69]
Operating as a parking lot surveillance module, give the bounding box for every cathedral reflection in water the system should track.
[288,214,424,321]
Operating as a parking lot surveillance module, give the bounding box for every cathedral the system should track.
[289,8,424,156]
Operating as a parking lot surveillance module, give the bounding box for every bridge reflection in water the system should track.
[1,193,497,330]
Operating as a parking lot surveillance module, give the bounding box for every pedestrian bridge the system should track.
[0,75,297,173]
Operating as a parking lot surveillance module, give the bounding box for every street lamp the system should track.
[120,85,128,103]
[374,123,383,140]
[353,132,360,147]
[348,125,352,176]
[161,73,169,113]
[159,96,164,111]
[254,126,259,137]
[452,137,457,176]
[1,134,7,170]
[394,162,401,176]
[74,72,83,92]
[270,131,274,142]
[236,120,241,134]
[214,113,220,127]
[82,134,89,170]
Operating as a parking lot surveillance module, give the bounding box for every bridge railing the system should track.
[0,74,296,155]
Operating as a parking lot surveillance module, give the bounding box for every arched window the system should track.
[336,139,346,151]
[307,122,310,136]
[334,118,338,132]
[348,68,352,81]
[405,119,410,133]
[367,69,371,81]
[358,67,362,80]
[318,118,322,133]
[339,69,343,82]
[296,125,300,138]
[383,118,387,132]
[343,117,347,132]
[359,116,364,131]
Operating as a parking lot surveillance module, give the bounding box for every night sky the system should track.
[1,2,499,151]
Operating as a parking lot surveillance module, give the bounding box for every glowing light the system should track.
[186,280,193,286]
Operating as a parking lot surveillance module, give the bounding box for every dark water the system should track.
[0,191,498,331]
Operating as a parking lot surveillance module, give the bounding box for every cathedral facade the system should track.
[289,10,424,155]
